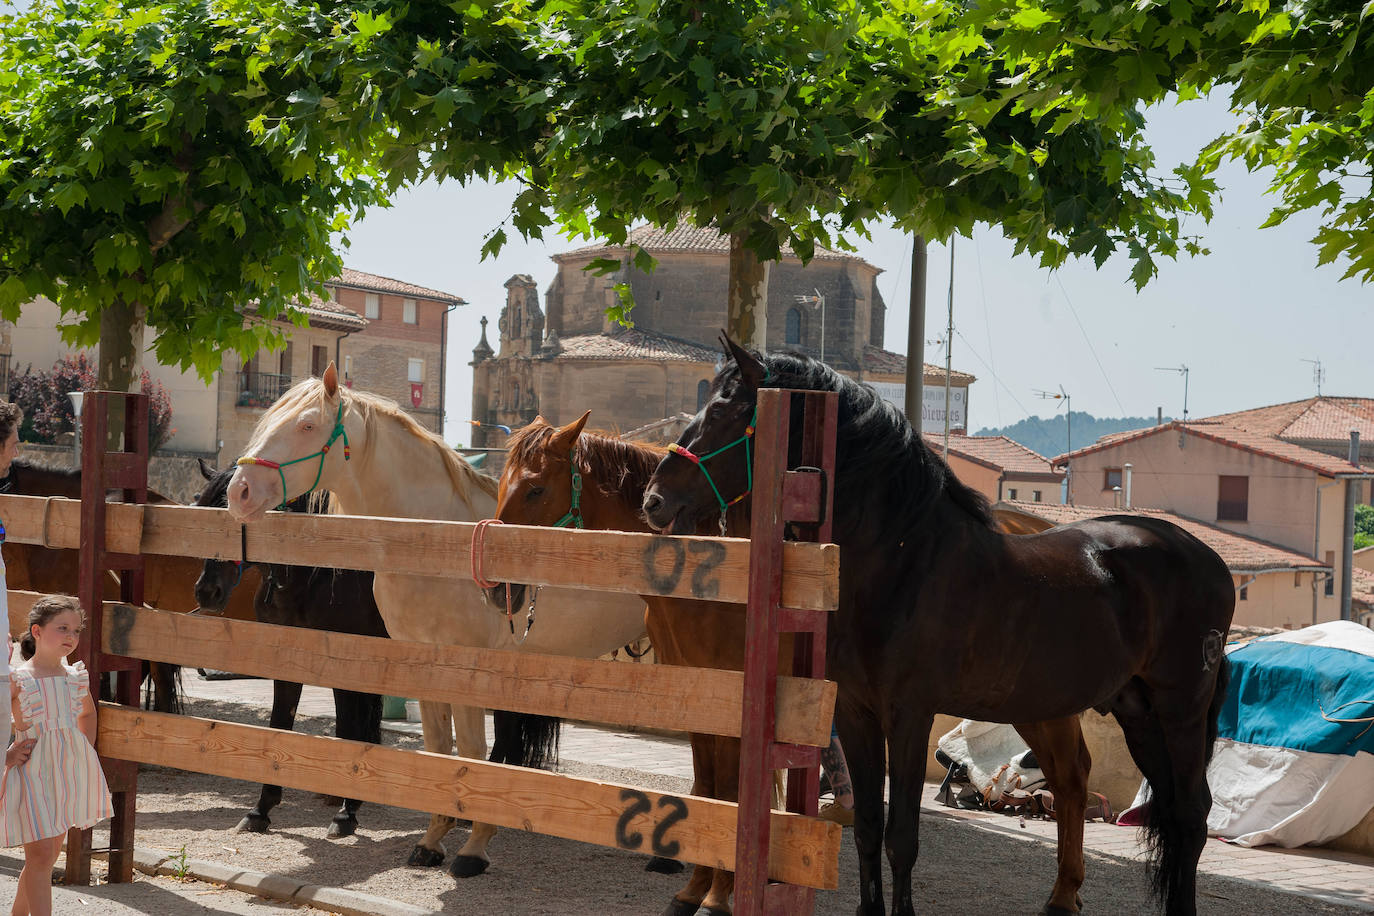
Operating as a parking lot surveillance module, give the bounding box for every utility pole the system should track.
[943,239,955,461]
[905,236,928,433]
[1155,364,1190,421]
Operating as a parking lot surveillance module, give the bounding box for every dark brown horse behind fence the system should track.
[493,413,792,916]
[0,458,261,711]
[643,340,1235,916]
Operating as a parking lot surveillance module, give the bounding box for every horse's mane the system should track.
[253,378,498,506]
[506,422,667,499]
[732,349,993,530]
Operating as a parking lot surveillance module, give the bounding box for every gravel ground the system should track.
[91,699,1367,916]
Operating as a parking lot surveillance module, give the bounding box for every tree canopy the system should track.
[982,0,1374,282]
[0,0,386,383]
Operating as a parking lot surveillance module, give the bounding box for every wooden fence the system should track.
[1,388,842,914]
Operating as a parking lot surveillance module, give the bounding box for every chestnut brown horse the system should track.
[0,459,260,711]
[494,413,765,916]
[643,341,1235,916]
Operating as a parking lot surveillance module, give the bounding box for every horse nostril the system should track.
[643,492,662,515]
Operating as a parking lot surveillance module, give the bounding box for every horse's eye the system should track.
[526,486,545,499]
[302,423,314,432]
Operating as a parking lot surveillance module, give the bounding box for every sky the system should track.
[339,94,1371,446]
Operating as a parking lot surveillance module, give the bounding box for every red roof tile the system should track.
[862,345,976,384]
[558,224,871,267]
[1202,396,1374,442]
[332,268,465,304]
[997,500,1327,573]
[551,329,720,363]
[925,433,1061,476]
[1352,567,1374,612]
[1054,421,1366,476]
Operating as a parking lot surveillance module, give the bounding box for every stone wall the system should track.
[19,442,215,504]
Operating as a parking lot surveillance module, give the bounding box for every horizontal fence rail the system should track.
[4,595,835,747]
[96,705,841,890]
[0,496,839,612]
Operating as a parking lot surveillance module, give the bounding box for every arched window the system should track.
[785,307,802,346]
[697,379,711,410]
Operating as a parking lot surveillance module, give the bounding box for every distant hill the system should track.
[974,412,1168,459]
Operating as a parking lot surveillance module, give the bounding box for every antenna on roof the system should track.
[1300,358,1324,396]
[1154,364,1189,421]
[1033,385,1071,456]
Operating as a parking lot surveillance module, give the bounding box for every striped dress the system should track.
[1,662,113,845]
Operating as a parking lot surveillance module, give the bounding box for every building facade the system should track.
[4,268,463,495]
[927,433,1064,505]
[470,225,975,454]
[1056,397,1374,627]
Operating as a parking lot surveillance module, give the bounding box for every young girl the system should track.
[1,596,112,916]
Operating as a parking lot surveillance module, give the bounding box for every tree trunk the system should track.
[97,295,146,449]
[727,231,770,351]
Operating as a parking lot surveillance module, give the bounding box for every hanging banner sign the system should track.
[868,382,967,429]
[411,383,423,407]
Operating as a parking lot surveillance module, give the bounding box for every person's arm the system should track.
[77,687,97,746]
[5,738,34,770]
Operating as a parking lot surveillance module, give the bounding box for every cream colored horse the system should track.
[225,364,648,878]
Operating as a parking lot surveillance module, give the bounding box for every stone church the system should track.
[469,225,974,450]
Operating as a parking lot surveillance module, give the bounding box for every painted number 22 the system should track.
[616,789,689,858]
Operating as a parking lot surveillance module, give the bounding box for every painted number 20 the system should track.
[616,789,689,858]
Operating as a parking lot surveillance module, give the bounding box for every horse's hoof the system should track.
[696,907,731,916]
[327,817,358,839]
[235,815,270,834]
[449,855,490,878]
[407,845,444,867]
[646,856,686,874]
[662,899,700,916]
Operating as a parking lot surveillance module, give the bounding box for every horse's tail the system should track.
[489,710,561,769]
[1142,651,1231,910]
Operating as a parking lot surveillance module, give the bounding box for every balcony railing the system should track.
[238,371,290,408]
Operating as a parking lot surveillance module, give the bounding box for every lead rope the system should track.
[471,518,537,645]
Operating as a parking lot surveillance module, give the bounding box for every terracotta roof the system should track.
[331,268,465,304]
[558,224,871,267]
[1352,567,1374,613]
[925,433,1062,477]
[997,500,1328,573]
[1199,397,1374,441]
[862,345,976,384]
[1053,421,1366,476]
[550,329,720,363]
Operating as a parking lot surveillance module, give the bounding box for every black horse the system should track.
[642,340,1235,916]
[193,461,387,839]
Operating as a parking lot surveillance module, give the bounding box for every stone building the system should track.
[470,225,975,452]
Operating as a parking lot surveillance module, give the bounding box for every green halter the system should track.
[552,450,585,529]
[666,405,758,533]
[236,400,350,510]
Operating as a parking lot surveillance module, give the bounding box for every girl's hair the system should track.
[0,402,22,443]
[20,595,84,661]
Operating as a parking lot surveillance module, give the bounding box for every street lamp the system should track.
[68,390,85,459]
[794,288,826,363]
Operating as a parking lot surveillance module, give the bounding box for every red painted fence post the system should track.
[735,388,838,916]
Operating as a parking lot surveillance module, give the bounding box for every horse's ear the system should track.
[322,361,339,399]
[722,333,766,390]
[196,457,218,481]
[551,410,591,451]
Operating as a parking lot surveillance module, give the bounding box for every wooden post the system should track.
[735,388,838,916]
[71,391,147,885]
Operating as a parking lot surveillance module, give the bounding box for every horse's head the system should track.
[485,411,591,608]
[644,336,767,534]
[192,460,243,612]
[227,363,355,523]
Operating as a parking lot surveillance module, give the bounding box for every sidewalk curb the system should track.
[133,845,440,916]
